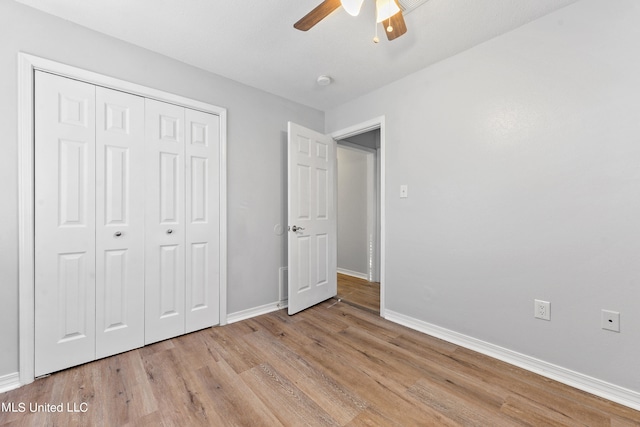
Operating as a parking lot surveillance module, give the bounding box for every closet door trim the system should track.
[18,52,228,385]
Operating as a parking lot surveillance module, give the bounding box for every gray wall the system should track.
[326,0,640,393]
[0,1,323,377]
[337,146,369,276]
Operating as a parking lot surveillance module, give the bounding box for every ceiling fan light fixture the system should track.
[375,0,401,23]
[341,0,364,16]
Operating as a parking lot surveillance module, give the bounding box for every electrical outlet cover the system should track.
[601,309,620,332]
[534,299,550,321]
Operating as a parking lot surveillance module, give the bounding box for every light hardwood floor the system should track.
[336,273,380,313]
[1,301,639,426]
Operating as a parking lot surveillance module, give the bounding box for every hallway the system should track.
[336,273,380,314]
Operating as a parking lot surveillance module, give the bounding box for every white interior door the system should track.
[145,99,186,344]
[287,122,337,315]
[185,109,221,332]
[95,86,145,358]
[35,71,97,376]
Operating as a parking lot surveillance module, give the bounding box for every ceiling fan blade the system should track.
[294,0,343,31]
[384,10,407,41]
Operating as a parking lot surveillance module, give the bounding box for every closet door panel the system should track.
[145,99,186,345]
[185,109,220,332]
[95,86,145,358]
[34,71,96,376]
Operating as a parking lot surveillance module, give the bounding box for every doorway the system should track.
[335,128,382,313]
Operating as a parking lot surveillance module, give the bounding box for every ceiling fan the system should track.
[294,0,408,42]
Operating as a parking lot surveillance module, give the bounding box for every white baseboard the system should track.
[337,268,369,280]
[0,372,21,394]
[227,301,287,324]
[384,310,640,412]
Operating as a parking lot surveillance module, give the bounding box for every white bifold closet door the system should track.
[144,100,186,344]
[144,99,220,344]
[35,71,145,375]
[35,72,98,376]
[35,72,220,376]
[94,86,146,359]
[184,108,220,333]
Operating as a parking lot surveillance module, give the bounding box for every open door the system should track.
[287,122,337,315]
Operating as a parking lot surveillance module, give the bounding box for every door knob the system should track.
[291,225,305,232]
[114,231,122,238]
[167,229,173,234]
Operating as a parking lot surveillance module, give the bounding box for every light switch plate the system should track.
[400,185,408,198]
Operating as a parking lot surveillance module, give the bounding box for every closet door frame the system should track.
[17,53,228,385]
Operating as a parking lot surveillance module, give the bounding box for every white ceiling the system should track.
[16,0,579,111]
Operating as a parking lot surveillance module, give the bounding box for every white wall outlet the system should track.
[400,184,408,198]
[601,309,620,332]
[534,299,550,321]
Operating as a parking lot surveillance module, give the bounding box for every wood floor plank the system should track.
[89,355,138,425]
[449,346,633,426]
[246,312,316,349]
[240,362,341,427]
[612,417,640,427]
[499,393,590,427]
[389,325,459,357]
[141,348,213,426]
[408,378,520,426]
[244,329,368,425]
[194,360,284,427]
[204,326,263,374]
[2,295,639,426]
[294,324,462,425]
[121,411,166,427]
[345,406,428,427]
[312,301,399,341]
[292,303,352,334]
[337,325,437,388]
[137,339,174,358]
[171,328,221,369]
